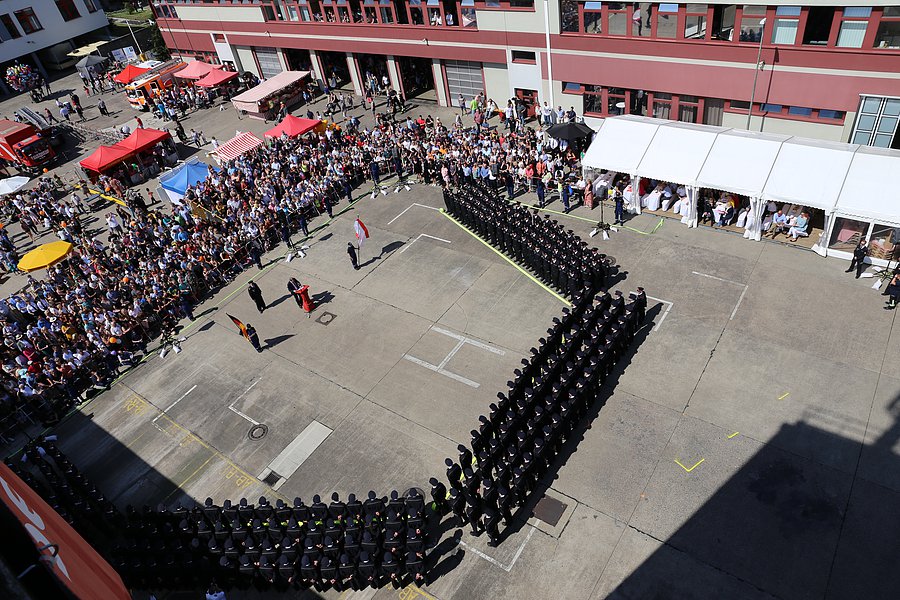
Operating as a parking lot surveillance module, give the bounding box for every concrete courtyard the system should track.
[1,70,898,600]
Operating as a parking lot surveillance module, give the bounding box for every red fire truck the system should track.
[0,119,56,174]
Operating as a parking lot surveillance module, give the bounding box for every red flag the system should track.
[227,313,249,340]
[0,462,131,600]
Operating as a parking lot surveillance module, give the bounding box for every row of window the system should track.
[559,3,900,50]
[0,1,99,41]
[563,82,846,125]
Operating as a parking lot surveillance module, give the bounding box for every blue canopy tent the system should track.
[159,159,217,205]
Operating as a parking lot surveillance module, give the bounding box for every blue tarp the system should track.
[159,159,217,202]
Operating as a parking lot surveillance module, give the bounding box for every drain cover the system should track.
[262,471,282,486]
[532,495,567,527]
[248,424,268,440]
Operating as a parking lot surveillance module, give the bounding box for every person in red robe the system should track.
[288,277,316,316]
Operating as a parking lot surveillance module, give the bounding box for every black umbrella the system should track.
[75,55,107,69]
[547,122,595,141]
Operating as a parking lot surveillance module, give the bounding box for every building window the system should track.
[608,87,626,114]
[678,94,700,122]
[803,6,836,45]
[739,4,765,42]
[684,3,708,40]
[562,81,584,94]
[875,7,900,48]
[788,106,813,116]
[607,2,629,35]
[818,109,845,120]
[634,2,650,38]
[772,6,800,44]
[14,9,42,34]
[760,103,783,113]
[584,0,602,33]
[711,4,736,40]
[83,0,100,13]
[584,84,603,114]
[652,92,672,119]
[655,2,678,39]
[0,14,21,39]
[55,0,81,21]
[511,50,536,63]
[704,98,725,125]
[836,6,871,48]
[852,96,900,148]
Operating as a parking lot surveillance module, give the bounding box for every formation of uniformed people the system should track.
[444,286,648,546]
[108,488,440,592]
[443,179,610,298]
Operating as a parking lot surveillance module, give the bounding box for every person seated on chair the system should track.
[717,203,735,228]
[768,209,788,238]
[788,211,809,241]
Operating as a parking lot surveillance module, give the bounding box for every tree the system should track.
[148,22,171,60]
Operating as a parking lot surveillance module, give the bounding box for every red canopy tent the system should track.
[195,69,239,88]
[117,128,172,154]
[113,64,148,84]
[0,462,131,600]
[175,61,221,80]
[79,144,132,173]
[265,115,321,138]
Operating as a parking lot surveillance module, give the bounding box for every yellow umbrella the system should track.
[17,241,74,272]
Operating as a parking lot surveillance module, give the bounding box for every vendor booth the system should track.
[581,115,900,267]
[175,61,221,81]
[264,115,321,138]
[196,68,239,88]
[210,132,264,164]
[75,55,108,80]
[117,128,178,176]
[113,64,148,85]
[231,71,311,120]
[79,144,132,176]
[159,158,217,205]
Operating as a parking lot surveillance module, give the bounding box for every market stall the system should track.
[159,158,218,205]
[113,64,148,85]
[210,132,264,164]
[195,69,238,88]
[174,61,221,81]
[231,71,311,120]
[79,144,132,176]
[264,115,321,138]
[117,128,178,176]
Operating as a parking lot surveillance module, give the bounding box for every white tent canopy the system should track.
[581,115,900,242]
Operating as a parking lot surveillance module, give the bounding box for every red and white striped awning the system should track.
[212,132,264,163]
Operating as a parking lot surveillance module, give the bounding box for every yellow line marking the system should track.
[439,209,572,307]
[727,431,739,439]
[778,392,790,400]
[400,584,439,600]
[674,458,705,472]
[164,453,215,502]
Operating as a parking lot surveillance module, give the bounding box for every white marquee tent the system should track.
[581,115,900,260]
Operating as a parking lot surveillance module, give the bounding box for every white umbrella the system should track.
[0,176,31,195]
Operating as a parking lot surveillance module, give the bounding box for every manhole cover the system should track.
[315,311,336,326]
[532,495,567,527]
[603,255,617,267]
[248,424,268,440]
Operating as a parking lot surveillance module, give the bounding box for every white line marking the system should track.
[730,285,749,321]
[387,202,441,225]
[402,355,480,388]
[437,339,467,369]
[260,421,333,490]
[430,326,506,355]
[646,296,674,332]
[228,379,262,425]
[458,526,536,572]
[691,271,749,321]
[398,233,452,254]
[152,385,197,423]
[691,271,745,286]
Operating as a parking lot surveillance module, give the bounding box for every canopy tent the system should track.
[175,61,220,80]
[80,144,133,173]
[117,128,172,154]
[231,71,310,118]
[265,115,321,138]
[196,68,239,88]
[113,64,148,84]
[581,115,900,255]
[0,175,30,195]
[211,132,264,163]
[75,54,107,79]
[159,158,218,204]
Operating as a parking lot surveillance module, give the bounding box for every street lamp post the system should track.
[746,17,766,130]
[126,20,144,57]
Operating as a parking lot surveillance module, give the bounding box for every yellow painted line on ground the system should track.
[778,392,790,401]
[439,209,572,307]
[674,458,705,473]
[400,584,440,600]
[727,431,740,439]
[164,453,215,502]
